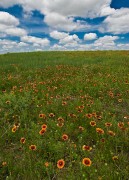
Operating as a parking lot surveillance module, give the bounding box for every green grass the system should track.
[0,51,129,180]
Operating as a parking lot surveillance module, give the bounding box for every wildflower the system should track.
[100,138,105,143]
[49,113,55,117]
[57,122,64,127]
[108,130,115,136]
[29,145,36,150]
[6,100,11,104]
[14,122,20,128]
[39,129,46,135]
[58,117,64,122]
[2,162,7,166]
[90,121,96,126]
[79,126,85,131]
[62,134,68,141]
[96,128,104,134]
[41,124,47,130]
[105,122,112,127]
[2,89,6,93]
[82,158,92,166]
[57,159,65,169]
[118,122,124,128]
[62,101,67,106]
[44,162,49,167]
[85,113,92,118]
[20,137,26,144]
[92,112,97,117]
[78,109,83,113]
[97,115,102,120]
[118,99,122,102]
[12,126,17,133]
[68,113,77,118]
[112,156,118,161]
[80,105,85,109]
[39,113,46,119]
[82,145,92,151]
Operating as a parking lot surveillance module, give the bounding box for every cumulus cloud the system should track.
[93,35,119,49]
[0,11,19,26]
[50,31,68,40]
[84,33,97,41]
[50,30,80,46]
[0,11,27,37]
[21,35,50,46]
[100,8,129,34]
[0,0,112,17]
[0,0,113,32]
[44,13,90,31]
[6,28,27,37]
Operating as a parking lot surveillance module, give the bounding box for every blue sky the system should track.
[0,0,129,53]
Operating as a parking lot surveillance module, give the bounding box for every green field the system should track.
[0,51,129,180]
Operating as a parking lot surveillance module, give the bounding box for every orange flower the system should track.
[2,89,6,93]
[100,138,105,143]
[79,126,85,131]
[57,159,65,169]
[78,109,83,113]
[82,158,92,166]
[90,121,96,126]
[41,124,47,130]
[86,113,92,119]
[6,100,11,104]
[44,162,49,167]
[96,128,104,134]
[62,134,68,141]
[112,156,118,161]
[58,117,64,122]
[2,162,7,166]
[68,113,77,118]
[29,145,36,150]
[105,122,112,127]
[12,126,17,133]
[118,122,124,128]
[62,101,67,106]
[20,137,26,144]
[14,122,20,128]
[57,122,64,127]
[49,113,55,117]
[82,145,92,151]
[39,113,46,119]
[39,129,46,135]
[118,99,122,102]
[97,115,102,120]
[108,130,115,136]
[92,112,97,117]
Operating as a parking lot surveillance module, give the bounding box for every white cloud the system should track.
[0,11,19,26]
[84,33,97,41]
[0,0,113,32]
[100,8,129,34]
[59,34,80,44]
[50,31,68,40]
[0,11,27,37]
[0,0,112,18]
[6,28,27,37]
[51,44,67,50]
[44,13,90,31]
[50,30,80,46]
[21,35,50,46]
[93,35,119,49]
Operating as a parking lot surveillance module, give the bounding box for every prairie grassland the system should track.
[0,51,129,180]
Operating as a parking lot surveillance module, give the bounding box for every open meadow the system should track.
[0,51,129,180]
